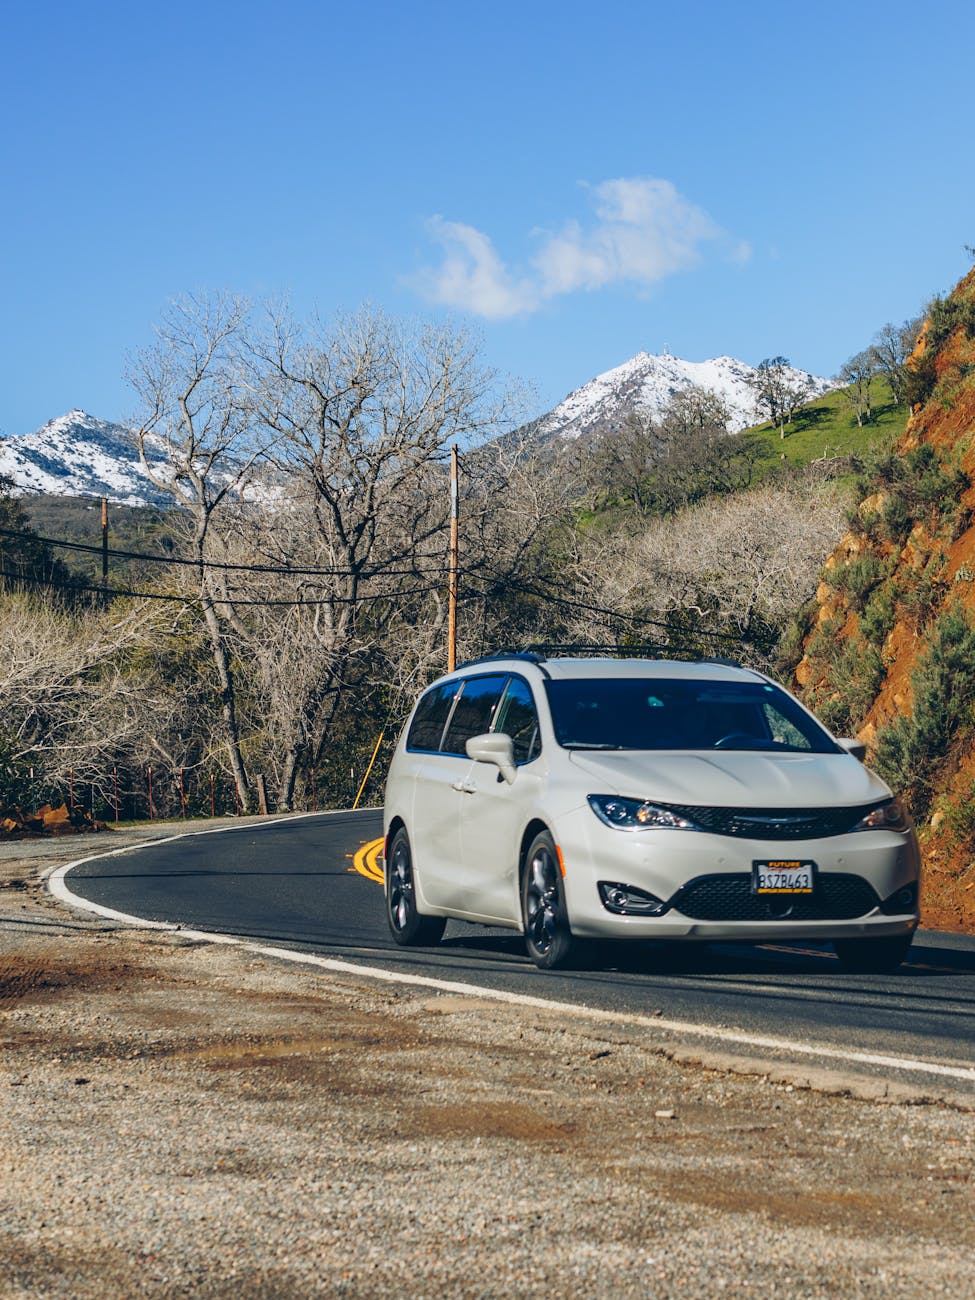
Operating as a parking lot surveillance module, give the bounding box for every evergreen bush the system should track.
[874,607,975,814]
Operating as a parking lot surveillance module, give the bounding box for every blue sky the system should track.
[2,0,974,435]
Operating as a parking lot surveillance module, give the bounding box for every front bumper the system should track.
[556,804,921,941]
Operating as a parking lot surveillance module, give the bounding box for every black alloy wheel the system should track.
[385,828,446,947]
[521,830,573,970]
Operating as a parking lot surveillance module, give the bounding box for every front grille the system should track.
[662,803,876,840]
[670,873,879,922]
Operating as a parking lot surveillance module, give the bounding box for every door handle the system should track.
[451,780,477,794]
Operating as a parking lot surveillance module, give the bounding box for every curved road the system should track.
[58,809,975,1098]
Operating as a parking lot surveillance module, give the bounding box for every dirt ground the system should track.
[1,828,974,1297]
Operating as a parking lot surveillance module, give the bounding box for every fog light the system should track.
[598,881,668,916]
[880,881,919,914]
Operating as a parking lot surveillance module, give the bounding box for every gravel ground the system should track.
[1,823,974,1298]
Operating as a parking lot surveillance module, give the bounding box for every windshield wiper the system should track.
[563,742,626,750]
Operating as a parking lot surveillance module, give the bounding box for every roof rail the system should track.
[525,644,747,665]
[453,651,550,676]
[525,643,671,658]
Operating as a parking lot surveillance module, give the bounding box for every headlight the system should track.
[852,797,910,832]
[588,795,700,830]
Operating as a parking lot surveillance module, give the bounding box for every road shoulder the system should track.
[2,826,974,1296]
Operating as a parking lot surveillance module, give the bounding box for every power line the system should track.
[0,525,448,579]
[1,526,752,643]
[462,565,750,644]
[0,566,449,608]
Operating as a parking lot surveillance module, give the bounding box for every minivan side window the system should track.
[440,674,509,756]
[406,682,459,752]
[494,677,541,763]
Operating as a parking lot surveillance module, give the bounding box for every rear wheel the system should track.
[521,830,573,970]
[833,933,914,973]
[385,828,446,947]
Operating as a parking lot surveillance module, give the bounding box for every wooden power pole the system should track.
[101,497,109,592]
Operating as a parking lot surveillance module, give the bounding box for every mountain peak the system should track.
[537,352,834,442]
[0,410,170,506]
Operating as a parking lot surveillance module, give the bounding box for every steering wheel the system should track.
[713,732,759,749]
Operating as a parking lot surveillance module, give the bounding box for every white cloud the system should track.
[409,217,540,319]
[409,178,730,318]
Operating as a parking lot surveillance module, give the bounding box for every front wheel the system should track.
[521,830,573,970]
[833,932,914,973]
[385,829,446,947]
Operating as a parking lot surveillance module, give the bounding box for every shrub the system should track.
[801,620,883,735]
[893,568,941,630]
[860,588,896,646]
[829,554,888,611]
[940,784,975,851]
[880,493,912,543]
[874,606,975,815]
[927,293,975,352]
[853,444,969,545]
[903,350,938,408]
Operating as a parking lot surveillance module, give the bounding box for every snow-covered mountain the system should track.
[0,410,173,506]
[536,353,835,443]
[3,354,836,506]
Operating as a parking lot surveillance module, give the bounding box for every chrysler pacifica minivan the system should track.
[383,655,920,971]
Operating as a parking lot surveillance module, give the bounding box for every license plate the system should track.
[753,860,815,894]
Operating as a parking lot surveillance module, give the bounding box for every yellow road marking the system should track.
[351,837,384,884]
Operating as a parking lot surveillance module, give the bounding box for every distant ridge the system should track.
[0,409,172,506]
[535,353,835,443]
[3,352,836,505]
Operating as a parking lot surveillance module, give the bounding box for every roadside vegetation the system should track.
[2,271,971,853]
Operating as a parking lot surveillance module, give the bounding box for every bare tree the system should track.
[658,385,731,439]
[561,482,847,666]
[239,306,507,810]
[748,357,812,438]
[587,410,663,513]
[0,594,189,800]
[127,293,276,809]
[836,349,878,426]
[870,317,924,406]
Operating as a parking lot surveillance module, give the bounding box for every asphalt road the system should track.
[63,809,975,1096]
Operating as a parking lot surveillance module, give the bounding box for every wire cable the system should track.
[460,564,749,644]
[0,567,449,608]
[0,525,448,579]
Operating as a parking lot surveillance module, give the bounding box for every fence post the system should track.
[255,774,269,816]
[113,766,120,823]
[147,766,154,820]
[210,772,215,818]
[69,767,74,811]
[233,778,240,816]
[179,768,186,819]
[310,766,316,812]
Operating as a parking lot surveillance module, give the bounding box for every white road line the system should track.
[48,819,975,1089]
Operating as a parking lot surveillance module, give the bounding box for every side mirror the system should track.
[465,732,517,784]
[837,737,867,762]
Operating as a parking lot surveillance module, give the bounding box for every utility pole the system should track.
[447,445,459,671]
[101,497,109,592]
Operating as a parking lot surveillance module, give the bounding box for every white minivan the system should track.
[383,654,920,971]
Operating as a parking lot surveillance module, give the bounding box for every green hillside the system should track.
[746,376,910,468]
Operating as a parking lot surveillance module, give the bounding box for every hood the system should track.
[566,749,892,809]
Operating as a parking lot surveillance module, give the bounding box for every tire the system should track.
[385,828,446,947]
[833,932,914,973]
[521,830,573,970]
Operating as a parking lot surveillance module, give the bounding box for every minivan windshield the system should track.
[545,678,839,754]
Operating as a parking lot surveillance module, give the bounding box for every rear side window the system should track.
[406,682,459,752]
[494,677,541,763]
[441,674,509,756]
